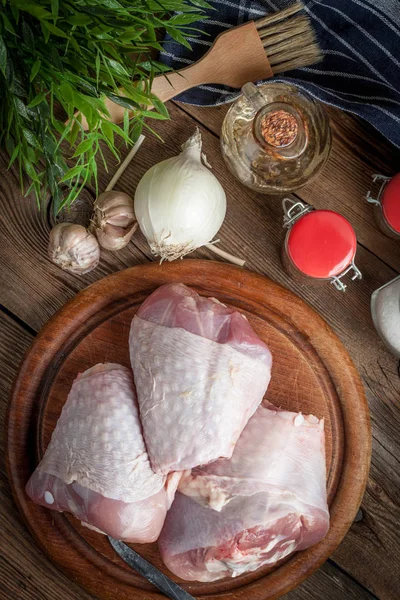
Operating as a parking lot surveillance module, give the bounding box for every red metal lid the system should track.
[382,173,400,233]
[287,210,357,278]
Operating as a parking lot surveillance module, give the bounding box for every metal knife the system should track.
[108,536,196,600]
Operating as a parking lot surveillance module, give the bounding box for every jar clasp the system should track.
[330,261,362,292]
[282,198,313,229]
[366,173,390,206]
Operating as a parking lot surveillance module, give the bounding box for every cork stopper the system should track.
[260,110,298,147]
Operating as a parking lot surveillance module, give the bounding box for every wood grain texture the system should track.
[6,261,370,600]
[0,311,95,600]
[0,98,399,600]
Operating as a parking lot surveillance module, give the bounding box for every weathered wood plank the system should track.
[0,312,95,600]
[0,102,399,598]
[176,101,400,273]
[285,562,376,600]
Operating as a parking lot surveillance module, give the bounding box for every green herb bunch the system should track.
[0,0,209,213]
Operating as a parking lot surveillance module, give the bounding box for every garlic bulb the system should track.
[134,128,226,261]
[90,191,137,251]
[48,223,100,274]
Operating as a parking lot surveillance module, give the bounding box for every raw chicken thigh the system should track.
[26,363,180,542]
[159,404,329,581]
[130,283,272,474]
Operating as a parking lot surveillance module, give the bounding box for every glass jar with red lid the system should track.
[281,199,362,291]
[366,173,400,239]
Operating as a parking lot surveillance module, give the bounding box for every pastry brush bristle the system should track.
[255,1,322,74]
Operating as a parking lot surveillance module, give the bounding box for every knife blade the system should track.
[108,536,196,600]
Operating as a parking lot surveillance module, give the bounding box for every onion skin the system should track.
[134,129,227,261]
[48,223,100,275]
[91,191,137,251]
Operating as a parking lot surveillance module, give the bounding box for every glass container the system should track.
[371,276,400,356]
[366,173,400,239]
[281,198,362,292]
[220,82,331,194]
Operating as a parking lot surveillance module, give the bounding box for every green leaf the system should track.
[150,96,169,119]
[14,97,29,119]
[8,143,21,169]
[187,0,213,8]
[165,26,192,49]
[67,14,92,26]
[101,120,114,145]
[123,109,129,138]
[51,47,63,73]
[60,164,84,183]
[30,59,41,82]
[107,58,130,78]
[105,94,139,111]
[140,110,168,120]
[15,1,52,20]
[129,120,143,143]
[10,4,19,22]
[41,21,50,43]
[72,138,94,157]
[5,136,15,158]
[24,161,40,182]
[58,83,74,105]
[95,51,101,86]
[28,92,47,108]
[51,0,59,19]
[21,21,35,52]
[91,158,97,194]
[22,128,39,147]
[41,21,69,39]
[2,13,17,35]
[68,121,80,148]
[5,57,14,87]
[0,35,7,76]
[43,134,57,156]
[169,13,204,25]
[140,60,171,74]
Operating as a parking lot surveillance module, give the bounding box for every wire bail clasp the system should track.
[330,261,362,292]
[282,197,313,229]
[366,173,390,206]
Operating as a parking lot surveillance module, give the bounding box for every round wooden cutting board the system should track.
[6,260,371,600]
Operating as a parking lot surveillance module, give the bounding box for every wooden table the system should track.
[0,100,399,600]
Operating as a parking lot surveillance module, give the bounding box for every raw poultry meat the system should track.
[159,404,329,581]
[26,363,180,542]
[129,283,272,474]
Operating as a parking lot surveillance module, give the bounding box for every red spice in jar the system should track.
[260,110,298,148]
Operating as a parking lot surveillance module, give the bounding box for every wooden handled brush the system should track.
[83,2,321,128]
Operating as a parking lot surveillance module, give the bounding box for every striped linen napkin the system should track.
[160,0,400,148]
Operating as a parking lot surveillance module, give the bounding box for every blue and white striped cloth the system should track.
[161,0,400,148]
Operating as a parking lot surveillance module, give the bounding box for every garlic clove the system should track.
[91,191,137,251]
[95,221,138,251]
[48,223,100,275]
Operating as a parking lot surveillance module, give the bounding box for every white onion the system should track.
[134,128,226,261]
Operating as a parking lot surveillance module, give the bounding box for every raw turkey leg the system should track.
[159,404,329,581]
[26,363,180,542]
[130,283,272,474]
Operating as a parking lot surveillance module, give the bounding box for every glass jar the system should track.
[371,276,400,356]
[281,198,362,292]
[220,82,331,194]
[366,173,400,239]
